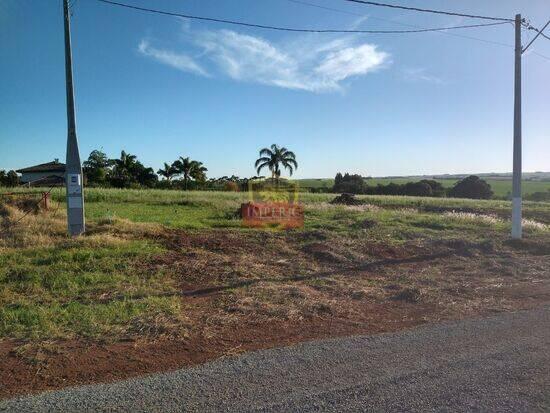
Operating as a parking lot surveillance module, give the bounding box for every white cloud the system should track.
[316,44,389,82]
[402,68,444,84]
[197,30,295,82]
[137,28,390,93]
[348,15,370,30]
[138,40,209,77]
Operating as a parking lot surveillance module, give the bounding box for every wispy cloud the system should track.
[316,44,388,82]
[138,40,209,77]
[137,26,390,93]
[402,68,445,85]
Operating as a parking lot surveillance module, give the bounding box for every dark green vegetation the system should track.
[84,150,184,189]
[330,172,550,200]
[297,176,550,199]
[448,175,494,199]
[334,173,450,198]
[0,170,19,187]
[83,148,267,191]
[83,150,208,190]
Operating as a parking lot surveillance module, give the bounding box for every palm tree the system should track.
[108,150,139,188]
[173,157,208,190]
[111,150,138,179]
[191,161,208,183]
[114,150,137,174]
[254,144,298,184]
[157,162,177,182]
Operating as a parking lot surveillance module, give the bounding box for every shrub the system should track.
[0,170,20,187]
[448,176,494,199]
[525,190,550,202]
[419,180,446,197]
[403,182,433,197]
[223,181,240,192]
[364,181,437,197]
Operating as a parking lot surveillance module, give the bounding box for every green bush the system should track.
[448,176,494,199]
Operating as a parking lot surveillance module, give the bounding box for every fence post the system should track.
[42,192,51,211]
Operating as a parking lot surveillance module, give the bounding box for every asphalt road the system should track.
[2,306,549,412]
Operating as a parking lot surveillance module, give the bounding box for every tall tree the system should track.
[157,162,177,182]
[110,151,139,188]
[1,170,20,187]
[448,176,494,199]
[83,150,111,184]
[254,144,298,183]
[173,157,208,190]
[191,161,208,183]
[114,150,137,174]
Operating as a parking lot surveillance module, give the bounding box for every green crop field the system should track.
[295,178,550,198]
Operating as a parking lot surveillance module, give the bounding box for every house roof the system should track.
[16,161,66,174]
[26,175,65,187]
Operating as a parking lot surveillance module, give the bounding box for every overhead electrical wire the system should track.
[285,0,365,17]
[341,0,514,22]
[283,0,513,48]
[526,22,550,41]
[93,0,549,61]
[285,1,550,59]
[95,0,509,34]
[532,51,550,61]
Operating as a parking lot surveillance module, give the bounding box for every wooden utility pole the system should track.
[63,0,85,236]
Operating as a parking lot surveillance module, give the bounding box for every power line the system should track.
[285,0,363,16]
[283,0,513,48]
[526,22,550,41]
[341,0,513,22]
[95,0,509,34]
[532,51,550,61]
[523,20,550,53]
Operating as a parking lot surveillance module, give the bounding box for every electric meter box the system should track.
[67,173,82,195]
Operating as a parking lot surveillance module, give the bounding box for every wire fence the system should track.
[0,177,65,225]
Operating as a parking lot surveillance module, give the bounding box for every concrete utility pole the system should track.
[511,14,522,239]
[512,16,550,239]
[63,0,85,236]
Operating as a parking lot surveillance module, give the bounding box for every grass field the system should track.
[295,178,550,197]
[4,186,550,228]
[1,187,549,397]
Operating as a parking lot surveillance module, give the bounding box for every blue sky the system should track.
[1,0,549,179]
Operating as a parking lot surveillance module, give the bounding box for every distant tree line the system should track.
[83,150,209,190]
[0,170,20,187]
[83,149,266,191]
[333,173,494,199]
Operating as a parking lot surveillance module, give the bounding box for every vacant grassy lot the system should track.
[296,178,550,197]
[1,187,549,397]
